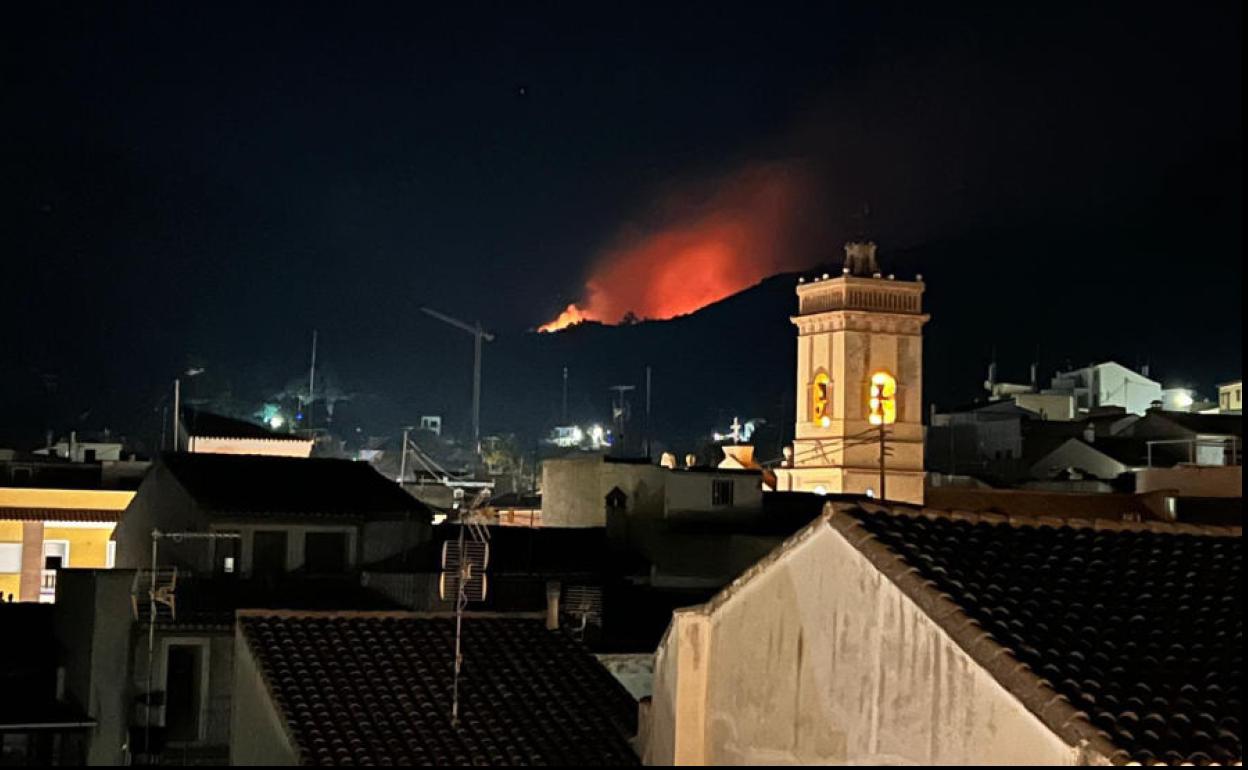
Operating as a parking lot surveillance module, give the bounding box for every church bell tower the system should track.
[772,241,929,504]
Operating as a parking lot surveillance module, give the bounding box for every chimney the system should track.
[1141,363,1151,378]
[1030,362,1038,391]
[545,581,561,630]
[1083,422,1096,443]
[69,431,78,462]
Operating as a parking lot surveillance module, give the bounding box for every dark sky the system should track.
[1,2,1241,448]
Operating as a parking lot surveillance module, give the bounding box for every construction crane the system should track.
[422,307,495,453]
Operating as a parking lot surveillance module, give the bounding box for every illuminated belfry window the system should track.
[868,371,897,426]
[811,371,831,425]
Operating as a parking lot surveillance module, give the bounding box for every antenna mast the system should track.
[307,329,318,429]
[439,498,491,725]
[608,385,635,452]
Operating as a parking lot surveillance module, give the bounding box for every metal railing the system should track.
[1145,437,1241,468]
[39,569,57,603]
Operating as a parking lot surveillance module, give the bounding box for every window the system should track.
[214,531,240,576]
[304,532,348,574]
[711,479,734,507]
[43,541,70,570]
[251,530,288,576]
[0,543,21,573]
[810,372,832,424]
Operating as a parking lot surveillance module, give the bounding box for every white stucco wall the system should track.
[664,472,762,515]
[647,518,1084,765]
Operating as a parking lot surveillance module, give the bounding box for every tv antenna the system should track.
[421,307,495,455]
[562,585,604,641]
[608,385,635,447]
[440,491,492,725]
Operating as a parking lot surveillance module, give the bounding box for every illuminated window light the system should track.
[868,371,897,426]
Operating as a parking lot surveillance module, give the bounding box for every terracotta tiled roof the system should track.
[240,612,639,766]
[0,506,121,522]
[848,507,1242,765]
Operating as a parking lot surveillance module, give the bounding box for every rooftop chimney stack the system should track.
[545,581,561,630]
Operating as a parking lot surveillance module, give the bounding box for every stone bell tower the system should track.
[771,241,929,504]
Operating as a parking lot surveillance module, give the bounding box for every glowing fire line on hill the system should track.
[538,163,811,332]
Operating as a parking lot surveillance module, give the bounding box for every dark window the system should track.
[304,532,348,574]
[164,645,202,742]
[252,530,288,576]
[711,479,734,507]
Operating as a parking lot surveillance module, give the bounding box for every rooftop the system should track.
[181,407,310,442]
[239,611,639,765]
[844,505,1242,765]
[161,452,432,520]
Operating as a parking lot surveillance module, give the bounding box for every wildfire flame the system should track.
[539,303,591,333]
[539,162,810,332]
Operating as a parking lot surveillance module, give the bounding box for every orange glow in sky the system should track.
[539,163,809,332]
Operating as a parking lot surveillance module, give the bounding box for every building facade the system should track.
[772,242,929,504]
[1218,380,1243,414]
[0,487,131,602]
[1049,361,1161,416]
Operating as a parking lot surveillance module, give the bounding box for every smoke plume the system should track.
[540,161,814,331]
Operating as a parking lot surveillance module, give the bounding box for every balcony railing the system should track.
[39,569,57,603]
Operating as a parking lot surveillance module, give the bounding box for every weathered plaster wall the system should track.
[647,519,1082,765]
[230,627,299,766]
[1136,464,1242,497]
[542,456,666,527]
[664,472,762,515]
[113,465,209,571]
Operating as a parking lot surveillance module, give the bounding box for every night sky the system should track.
[1,2,1241,449]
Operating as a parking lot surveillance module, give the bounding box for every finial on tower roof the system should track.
[843,241,879,276]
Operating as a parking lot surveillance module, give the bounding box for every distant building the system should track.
[1048,361,1161,416]
[1217,379,1243,414]
[113,453,431,576]
[0,485,133,603]
[33,432,123,463]
[180,408,314,458]
[58,452,433,765]
[772,242,930,504]
[541,453,764,528]
[230,611,639,765]
[485,491,542,527]
[644,502,1241,765]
